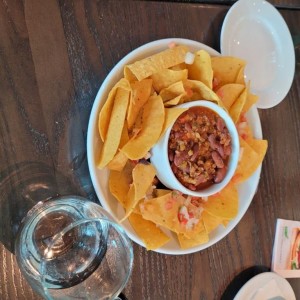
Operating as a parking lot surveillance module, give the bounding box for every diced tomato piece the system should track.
[178,212,188,225]
[188,212,194,218]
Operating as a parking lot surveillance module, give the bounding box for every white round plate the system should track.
[234,272,296,300]
[221,0,295,109]
[87,38,263,255]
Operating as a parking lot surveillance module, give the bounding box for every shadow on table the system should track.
[221,265,270,300]
[0,161,82,253]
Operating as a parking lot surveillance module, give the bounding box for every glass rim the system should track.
[16,195,113,238]
[40,216,134,300]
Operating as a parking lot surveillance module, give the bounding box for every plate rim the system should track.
[220,0,295,109]
[87,38,263,255]
[233,271,296,300]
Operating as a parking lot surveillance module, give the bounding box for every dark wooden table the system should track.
[1,0,300,299]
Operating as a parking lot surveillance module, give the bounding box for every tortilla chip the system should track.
[170,62,187,71]
[211,56,246,90]
[124,45,189,81]
[183,80,224,108]
[177,220,209,249]
[133,163,156,201]
[236,65,246,85]
[203,183,238,220]
[187,50,213,89]
[140,192,191,235]
[160,107,187,137]
[107,151,128,171]
[98,78,131,141]
[127,79,152,130]
[151,69,188,92]
[155,189,172,197]
[202,211,223,234]
[229,84,248,123]
[164,95,184,107]
[128,213,170,250]
[246,138,268,173]
[121,163,156,221]
[159,81,186,102]
[232,137,265,184]
[236,115,254,141]
[98,88,130,168]
[121,94,165,160]
[216,83,245,110]
[130,108,143,137]
[107,123,129,171]
[242,92,258,113]
[109,162,134,207]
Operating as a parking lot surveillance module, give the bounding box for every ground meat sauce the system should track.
[168,106,232,191]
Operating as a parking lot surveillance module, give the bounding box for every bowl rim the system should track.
[150,100,240,197]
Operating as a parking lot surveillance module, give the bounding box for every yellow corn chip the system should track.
[121,94,165,160]
[160,107,188,137]
[203,183,238,220]
[229,84,248,123]
[183,80,224,108]
[246,138,268,173]
[155,189,172,197]
[233,138,268,184]
[164,95,184,107]
[236,65,246,85]
[187,50,213,89]
[121,163,156,221]
[124,45,189,81]
[212,56,246,90]
[127,79,152,130]
[202,211,223,234]
[98,78,131,141]
[140,192,194,235]
[98,88,130,168]
[216,83,245,110]
[159,81,186,102]
[133,163,156,201]
[243,92,258,113]
[170,62,187,71]
[107,123,129,171]
[109,161,134,207]
[128,213,170,250]
[107,151,128,172]
[151,69,188,92]
[177,220,209,249]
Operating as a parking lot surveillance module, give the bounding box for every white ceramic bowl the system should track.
[87,38,263,255]
[151,100,240,197]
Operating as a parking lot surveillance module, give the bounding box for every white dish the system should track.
[87,38,263,255]
[221,0,295,109]
[151,100,240,198]
[234,272,296,300]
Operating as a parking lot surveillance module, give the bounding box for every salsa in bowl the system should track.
[150,100,239,197]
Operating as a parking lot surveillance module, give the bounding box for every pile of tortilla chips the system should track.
[97,44,268,251]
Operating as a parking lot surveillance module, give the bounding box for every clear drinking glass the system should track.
[15,196,133,300]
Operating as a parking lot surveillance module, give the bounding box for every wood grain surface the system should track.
[149,0,300,9]
[0,0,299,299]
